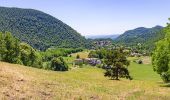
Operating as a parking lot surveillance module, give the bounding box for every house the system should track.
[74,58,102,66]
[84,58,102,66]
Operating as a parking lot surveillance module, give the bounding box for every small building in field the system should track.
[74,58,102,66]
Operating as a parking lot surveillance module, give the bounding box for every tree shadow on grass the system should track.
[158,82,170,87]
[160,84,170,87]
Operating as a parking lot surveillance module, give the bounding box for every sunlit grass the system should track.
[0,55,170,99]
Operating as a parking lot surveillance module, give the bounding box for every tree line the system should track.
[0,32,42,68]
[0,32,83,71]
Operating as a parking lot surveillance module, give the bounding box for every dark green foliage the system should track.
[88,49,107,59]
[0,32,42,68]
[0,7,88,50]
[20,43,42,68]
[2,32,19,63]
[51,57,68,71]
[114,26,164,52]
[76,54,80,59]
[88,51,99,58]
[104,67,132,80]
[41,48,83,62]
[152,20,170,83]
[137,60,143,64]
[104,48,132,80]
[161,72,170,83]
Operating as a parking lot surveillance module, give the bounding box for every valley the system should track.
[0,3,170,100]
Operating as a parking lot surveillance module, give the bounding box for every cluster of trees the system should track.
[88,49,107,59]
[41,48,83,62]
[0,32,42,68]
[88,48,132,80]
[0,32,80,71]
[0,7,88,51]
[152,20,170,82]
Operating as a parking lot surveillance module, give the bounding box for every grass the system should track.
[71,50,90,58]
[128,56,161,81]
[63,50,90,67]
[129,62,161,81]
[1,55,170,99]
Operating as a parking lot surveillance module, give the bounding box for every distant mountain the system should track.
[86,34,119,40]
[114,25,165,50]
[0,7,87,50]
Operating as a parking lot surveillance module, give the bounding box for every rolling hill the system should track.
[1,58,170,99]
[0,7,87,50]
[114,25,164,50]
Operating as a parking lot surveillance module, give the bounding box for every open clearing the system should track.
[1,60,170,100]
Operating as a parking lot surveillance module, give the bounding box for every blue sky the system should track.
[0,0,170,36]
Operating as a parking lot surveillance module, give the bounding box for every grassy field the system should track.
[1,53,170,99]
[128,56,161,81]
[63,50,90,67]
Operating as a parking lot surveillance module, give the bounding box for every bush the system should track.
[96,64,102,68]
[51,57,68,71]
[161,72,170,83]
[137,60,143,64]
[76,54,80,59]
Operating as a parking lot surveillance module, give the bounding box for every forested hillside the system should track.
[0,7,87,50]
[114,26,164,51]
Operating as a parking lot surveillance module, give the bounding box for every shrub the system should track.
[76,54,80,59]
[96,64,102,68]
[51,57,68,71]
[161,72,170,83]
[138,60,143,64]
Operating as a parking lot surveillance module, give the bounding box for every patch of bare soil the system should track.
[0,62,54,100]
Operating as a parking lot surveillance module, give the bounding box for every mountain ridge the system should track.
[0,6,87,50]
[114,25,164,50]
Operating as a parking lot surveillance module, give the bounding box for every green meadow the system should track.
[1,52,170,100]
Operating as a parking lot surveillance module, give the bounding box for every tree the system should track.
[152,20,170,82]
[0,31,42,69]
[20,43,42,67]
[0,32,6,60]
[51,57,68,71]
[12,39,22,64]
[3,32,15,62]
[76,54,80,59]
[104,48,132,80]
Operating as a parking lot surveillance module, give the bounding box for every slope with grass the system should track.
[1,60,170,100]
[128,57,161,81]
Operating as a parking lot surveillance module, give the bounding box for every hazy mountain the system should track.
[86,34,119,40]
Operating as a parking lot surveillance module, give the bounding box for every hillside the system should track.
[114,26,164,50]
[0,7,87,50]
[1,60,170,99]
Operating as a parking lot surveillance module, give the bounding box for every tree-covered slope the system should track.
[114,26,165,50]
[0,7,87,50]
